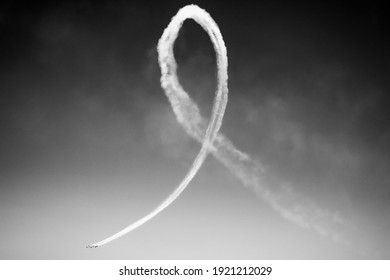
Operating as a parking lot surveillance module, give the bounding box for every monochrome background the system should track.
[0,0,388,259]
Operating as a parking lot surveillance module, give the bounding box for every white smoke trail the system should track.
[88,4,357,253]
[87,4,228,248]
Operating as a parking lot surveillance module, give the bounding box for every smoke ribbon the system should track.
[88,4,227,248]
[88,4,352,251]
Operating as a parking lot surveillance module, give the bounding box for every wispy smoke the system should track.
[88,4,363,255]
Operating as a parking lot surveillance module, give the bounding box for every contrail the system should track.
[87,4,358,254]
[87,4,228,248]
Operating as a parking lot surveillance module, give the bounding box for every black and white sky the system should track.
[0,0,389,259]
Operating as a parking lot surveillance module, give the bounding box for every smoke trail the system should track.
[88,4,358,253]
[87,5,228,248]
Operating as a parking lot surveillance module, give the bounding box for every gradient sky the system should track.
[0,0,389,259]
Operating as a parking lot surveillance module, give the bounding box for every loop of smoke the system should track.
[87,4,228,248]
[88,5,358,254]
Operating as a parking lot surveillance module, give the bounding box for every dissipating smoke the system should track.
[87,4,358,255]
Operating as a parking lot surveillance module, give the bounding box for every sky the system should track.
[0,0,389,259]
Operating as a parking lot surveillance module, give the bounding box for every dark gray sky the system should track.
[0,0,389,259]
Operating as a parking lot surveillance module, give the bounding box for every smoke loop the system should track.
[88,4,227,248]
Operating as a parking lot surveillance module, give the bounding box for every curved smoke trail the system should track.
[87,4,228,248]
[88,4,362,255]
